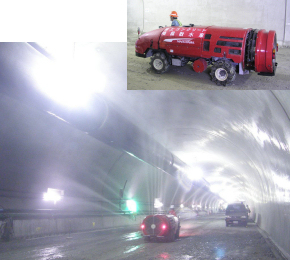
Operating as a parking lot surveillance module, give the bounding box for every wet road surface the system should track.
[0,214,285,260]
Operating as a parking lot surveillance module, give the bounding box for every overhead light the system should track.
[154,198,163,209]
[32,43,106,108]
[43,188,64,204]
[186,167,203,181]
[210,184,221,193]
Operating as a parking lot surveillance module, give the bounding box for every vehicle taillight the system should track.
[141,224,145,229]
[162,224,166,230]
[272,48,276,59]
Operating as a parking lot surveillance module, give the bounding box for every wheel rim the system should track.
[215,68,228,81]
[153,59,163,70]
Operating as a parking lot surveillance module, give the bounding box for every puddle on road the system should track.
[36,246,64,259]
[158,252,170,259]
[157,253,194,259]
[214,247,225,259]
[122,231,142,241]
[124,245,143,254]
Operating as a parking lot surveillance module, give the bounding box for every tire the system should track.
[150,52,170,74]
[167,229,175,242]
[210,59,236,86]
[175,227,180,239]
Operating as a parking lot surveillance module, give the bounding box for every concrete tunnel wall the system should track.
[0,93,201,213]
[0,42,216,214]
[12,215,145,239]
[127,0,290,45]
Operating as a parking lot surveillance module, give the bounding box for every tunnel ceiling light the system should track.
[154,198,163,209]
[32,43,106,108]
[210,184,221,193]
[186,167,203,181]
[43,188,64,204]
[218,188,247,203]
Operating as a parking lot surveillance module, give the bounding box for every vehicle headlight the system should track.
[241,216,247,218]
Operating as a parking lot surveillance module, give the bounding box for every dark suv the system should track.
[225,202,249,227]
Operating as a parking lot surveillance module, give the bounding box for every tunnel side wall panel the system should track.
[257,202,290,258]
[12,215,145,238]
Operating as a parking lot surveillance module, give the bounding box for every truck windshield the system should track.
[227,204,246,211]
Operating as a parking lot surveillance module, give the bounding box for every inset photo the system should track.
[128,1,290,90]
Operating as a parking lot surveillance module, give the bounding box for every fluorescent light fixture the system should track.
[187,167,203,181]
[154,198,163,209]
[43,188,64,204]
[210,184,221,193]
[32,43,106,108]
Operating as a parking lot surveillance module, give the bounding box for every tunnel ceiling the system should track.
[105,90,290,204]
[0,42,290,208]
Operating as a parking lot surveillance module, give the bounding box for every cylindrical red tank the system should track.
[255,30,277,74]
[141,214,178,238]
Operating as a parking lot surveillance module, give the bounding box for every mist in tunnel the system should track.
[0,42,289,256]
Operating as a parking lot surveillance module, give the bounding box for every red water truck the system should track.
[135,25,278,86]
[141,214,180,242]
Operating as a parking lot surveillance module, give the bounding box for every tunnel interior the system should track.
[0,43,289,257]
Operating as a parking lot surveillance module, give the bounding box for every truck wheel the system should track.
[167,229,175,242]
[175,227,180,239]
[210,60,236,86]
[150,52,170,74]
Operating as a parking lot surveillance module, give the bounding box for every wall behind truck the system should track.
[128,0,289,46]
[6,214,145,239]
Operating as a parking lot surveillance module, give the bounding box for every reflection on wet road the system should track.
[37,246,64,259]
[124,245,143,254]
[122,232,141,241]
[0,214,283,260]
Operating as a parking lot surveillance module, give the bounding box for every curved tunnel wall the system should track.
[107,90,290,257]
[0,42,214,214]
[0,93,193,213]
[0,43,289,256]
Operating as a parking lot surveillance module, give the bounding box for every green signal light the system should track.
[126,200,137,213]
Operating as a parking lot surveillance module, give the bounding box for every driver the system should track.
[169,205,177,216]
[170,11,182,26]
